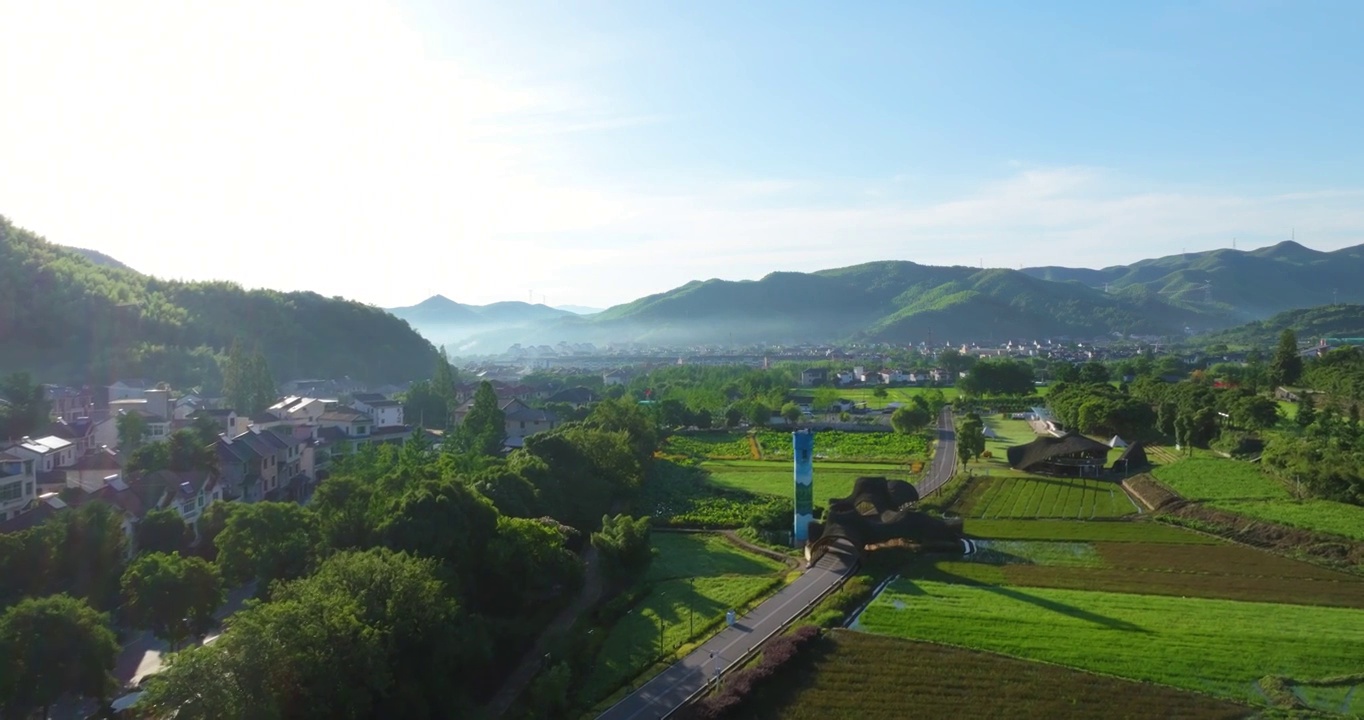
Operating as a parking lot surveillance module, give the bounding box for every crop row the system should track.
[856,578,1364,708]
[760,631,1247,720]
[964,477,1135,519]
[755,430,931,462]
[661,432,755,459]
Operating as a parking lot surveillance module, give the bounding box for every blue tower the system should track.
[793,430,814,545]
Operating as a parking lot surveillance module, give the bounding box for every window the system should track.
[0,481,23,502]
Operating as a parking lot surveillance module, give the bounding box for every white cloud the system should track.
[2,2,1362,311]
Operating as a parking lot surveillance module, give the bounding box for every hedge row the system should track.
[683,625,822,720]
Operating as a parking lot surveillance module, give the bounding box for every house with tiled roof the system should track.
[64,447,123,492]
[268,396,330,424]
[46,417,100,457]
[137,469,223,532]
[351,394,403,428]
[44,384,93,422]
[196,408,242,438]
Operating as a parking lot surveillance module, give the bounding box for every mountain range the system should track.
[398,240,1364,353]
[0,215,439,389]
[1200,304,1364,347]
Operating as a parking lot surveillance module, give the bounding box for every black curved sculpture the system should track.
[806,476,963,555]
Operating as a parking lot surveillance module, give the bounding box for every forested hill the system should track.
[1197,304,1364,347]
[511,261,1224,348]
[0,216,439,389]
[1022,240,1364,320]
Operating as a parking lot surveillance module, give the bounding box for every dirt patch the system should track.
[1160,503,1364,574]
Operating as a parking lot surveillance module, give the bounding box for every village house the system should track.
[44,385,94,422]
[351,393,404,427]
[0,451,37,522]
[138,469,224,534]
[196,408,243,438]
[268,396,330,424]
[62,447,123,493]
[106,378,150,403]
[45,417,100,457]
[501,399,559,448]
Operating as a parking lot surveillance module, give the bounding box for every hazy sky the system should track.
[3,1,1363,309]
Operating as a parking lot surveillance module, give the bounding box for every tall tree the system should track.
[891,405,931,434]
[121,552,224,650]
[1269,329,1304,388]
[136,507,193,555]
[591,513,653,584]
[215,502,320,588]
[0,372,49,440]
[116,410,149,451]
[222,342,277,416]
[455,381,505,456]
[955,413,986,464]
[0,594,119,719]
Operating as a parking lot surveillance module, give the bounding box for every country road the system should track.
[595,410,958,720]
[918,407,957,497]
[595,540,859,720]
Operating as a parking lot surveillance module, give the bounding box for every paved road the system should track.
[595,541,859,720]
[917,407,957,497]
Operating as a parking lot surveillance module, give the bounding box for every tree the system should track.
[456,381,506,456]
[215,502,320,587]
[1296,394,1317,428]
[591,513,653,584]
[872,387,888,398]
[694,408,714,429]
[0,594,119,718]
[957,359,1035,396]
[812,387,841,414]
[955,413,986,464]
[136,507,193,555]
[117,410,149,451]
[724,406,743,428]
[891,405,930,434]
[1269,329,1304,388]
[780,402,802,426]
[0,371,49,441]
[222,341,277,416]
[121,552,224,650]
[748,402,771,427]
[1077,362,1111,384]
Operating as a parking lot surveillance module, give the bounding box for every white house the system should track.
[268,396,330,424]
[0,451,37,521]
[351,394,404,428]
[501,399,559,448]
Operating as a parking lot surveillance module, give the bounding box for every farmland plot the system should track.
[958,476,1136,519]
[855,578,1364,709]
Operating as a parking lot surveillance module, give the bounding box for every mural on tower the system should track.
[793,430,814,545]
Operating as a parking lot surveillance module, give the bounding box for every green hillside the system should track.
[1023,241,1364,321]
[0,216,440,389]
[1198,304,1364,347]
[570,261,1219,346]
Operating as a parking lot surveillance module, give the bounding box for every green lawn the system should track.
[964,518,1219,544]
[703,460,912,508]
[1153,456,1364,540]
[956,476,1137,519]
[579,533,788,705]
[855,578,1364,709]
[821,386,960,409]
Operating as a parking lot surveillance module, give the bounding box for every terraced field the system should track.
[955,476,1138,519]
[839,523,1364,715]
[855,578,1364,708]
[1153,456,1364,540]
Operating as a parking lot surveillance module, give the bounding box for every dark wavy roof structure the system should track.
[806,476,962,553]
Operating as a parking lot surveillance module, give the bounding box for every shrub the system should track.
[686,625,821,719]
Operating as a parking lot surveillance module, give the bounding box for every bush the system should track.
[686,625,821,719]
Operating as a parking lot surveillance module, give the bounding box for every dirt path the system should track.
[748,434,763,460]
[483,545,603,719]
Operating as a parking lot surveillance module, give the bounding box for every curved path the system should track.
[595,540,858,720]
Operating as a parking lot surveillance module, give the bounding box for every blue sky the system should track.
[2,0,1362,308]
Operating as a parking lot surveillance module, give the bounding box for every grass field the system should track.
[640,460,788,528]
[955,476,1138,519]
[964,519,1221,543]
[702,459,911,508]
[751,631,1248,720]
[823,386,960,409]
[856,578,1364,708]
[1153,457,1364,540]
[755,430,931,462]
[579,532,789,705]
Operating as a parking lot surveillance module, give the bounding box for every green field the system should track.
[1153,457,1364,540]
[755,430,931,462]
[661,431,754,459]
[639,460,788,528]
[964,519,1220,544]
[823,386,960,409]
[703,459,911,507]
[579,532,789,705]
[752,631,1248,720]
[955,476,1137,519]
[855,578,1364,708]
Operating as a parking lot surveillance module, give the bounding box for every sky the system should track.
[2,0,1363,309]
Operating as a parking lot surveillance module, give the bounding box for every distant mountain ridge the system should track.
[1198,304,1364,347]
[430,240,1364,354]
